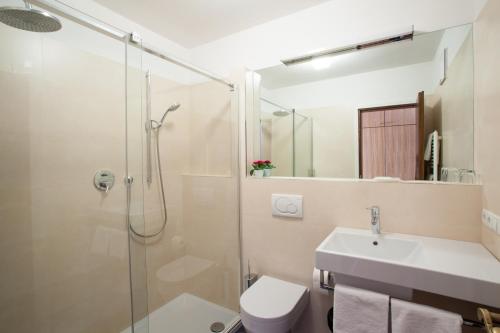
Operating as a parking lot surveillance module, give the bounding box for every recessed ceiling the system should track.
[257,30,446,89]
[94,0,331,48]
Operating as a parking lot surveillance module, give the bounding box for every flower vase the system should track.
[263,169,272,177]
[253,170,264,178]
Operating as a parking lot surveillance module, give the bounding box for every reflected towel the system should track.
[391,298,463,333]
[333,284,389,333]
[424,132,434,161]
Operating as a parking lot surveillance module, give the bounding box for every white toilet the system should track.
[240,275,309,333]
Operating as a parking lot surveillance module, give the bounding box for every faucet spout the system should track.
[367,206,380,234]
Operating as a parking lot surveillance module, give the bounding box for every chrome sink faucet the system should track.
[367,206,380,234]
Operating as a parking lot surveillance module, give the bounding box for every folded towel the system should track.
[391,298,463,333]
[333,284,389,333]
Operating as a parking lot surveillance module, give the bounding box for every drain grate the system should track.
[210,322,225,333]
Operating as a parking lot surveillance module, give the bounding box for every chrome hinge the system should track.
[129,32,142,44]
[124,176,134,187]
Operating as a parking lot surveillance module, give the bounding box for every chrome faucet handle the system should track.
[366,206,380,216]
[366,206,381,234]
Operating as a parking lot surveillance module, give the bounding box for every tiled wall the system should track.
[240,177,483,332]
[242,178,482,285]
[475,0,500,259]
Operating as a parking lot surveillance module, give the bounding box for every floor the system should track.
[121,293,240,333]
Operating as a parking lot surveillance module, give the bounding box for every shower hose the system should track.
[129,127,167,238]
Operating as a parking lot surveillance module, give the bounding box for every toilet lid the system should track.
[240,275,308,320]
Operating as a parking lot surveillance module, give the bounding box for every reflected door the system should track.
[359,95,423,180]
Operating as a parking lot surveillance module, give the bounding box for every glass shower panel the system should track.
[294,114,314,177]
[264,111,294,176]
[140,53,241,333]
[0,4,146,333]
[125,37,150,333]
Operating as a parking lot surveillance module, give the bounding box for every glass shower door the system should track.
[294,113,314,177]
[125,35,150,333]
[138,52,241,333]
[0,3,148,333]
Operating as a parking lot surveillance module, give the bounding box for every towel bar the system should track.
[318,269,486,329]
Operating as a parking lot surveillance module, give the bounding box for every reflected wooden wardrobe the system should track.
[358,92,424,180]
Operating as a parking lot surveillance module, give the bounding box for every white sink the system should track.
[324,231,420,262]
[316,227,500,307]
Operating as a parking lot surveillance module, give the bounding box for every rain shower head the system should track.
[159,103,181,124]
[273,110,291,117]
[0,1,61,32]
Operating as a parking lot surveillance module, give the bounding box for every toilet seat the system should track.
[240,275,309,333]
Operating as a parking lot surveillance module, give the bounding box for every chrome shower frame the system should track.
[29,0,234,89]
[146,70,152,186]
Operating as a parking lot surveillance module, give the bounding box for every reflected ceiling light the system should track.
[311,57,333,70]
[281,28,414,67]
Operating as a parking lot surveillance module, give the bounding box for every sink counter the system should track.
[315,227,500,307]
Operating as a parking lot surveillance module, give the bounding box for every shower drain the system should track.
[210,322,225,333]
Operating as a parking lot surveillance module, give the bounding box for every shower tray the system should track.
[121,293,241,333]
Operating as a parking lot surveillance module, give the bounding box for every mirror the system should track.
[247,24,475,183]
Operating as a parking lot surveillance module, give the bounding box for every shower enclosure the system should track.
[259,98,314,177]
[0,1,241,332]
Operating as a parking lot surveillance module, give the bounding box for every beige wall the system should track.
[242,179,482,285]
[475,0,500,259]
[300,107,357,178]
[427,30,475,170]
[270,116,293,176]
[294,115,313,177]
[240,177,483,332]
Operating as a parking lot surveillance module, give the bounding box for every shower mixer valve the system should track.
[94,170,115,193]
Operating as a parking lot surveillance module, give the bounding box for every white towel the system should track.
[333,284,389,333]
[391,298,463,333]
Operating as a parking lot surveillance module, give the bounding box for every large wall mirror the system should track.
[246,24,476,183]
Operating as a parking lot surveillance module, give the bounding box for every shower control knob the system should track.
[94,170,115,193]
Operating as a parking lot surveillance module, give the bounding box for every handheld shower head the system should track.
[167,103,181,112]
[159,103,181,125]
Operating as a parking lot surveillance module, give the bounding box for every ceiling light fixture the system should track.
[311,57,332,70]
[281,27,414,67]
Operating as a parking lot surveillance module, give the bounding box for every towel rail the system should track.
[318,269,486,329]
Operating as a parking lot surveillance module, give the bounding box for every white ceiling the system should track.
[93,0,331,48]
[258,30,445,89]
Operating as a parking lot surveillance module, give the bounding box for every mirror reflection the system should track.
[251,24,475,183]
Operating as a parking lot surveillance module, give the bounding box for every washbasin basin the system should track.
[315,227,500,307]
[324,230,420,262]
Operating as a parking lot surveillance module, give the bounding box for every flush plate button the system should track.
[272,194,303,218]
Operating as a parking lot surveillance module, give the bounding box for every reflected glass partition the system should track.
[258,98,313,177]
